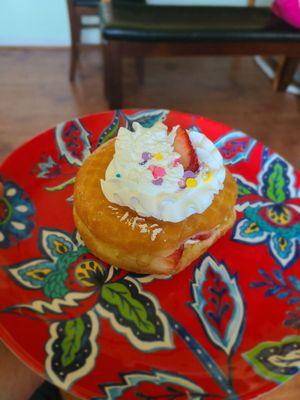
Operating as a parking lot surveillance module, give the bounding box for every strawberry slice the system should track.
[150,245,184,273]
[164,245,184,266]
[173,127,199,172]
[191,230,213,241]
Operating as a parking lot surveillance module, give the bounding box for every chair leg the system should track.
[70,42,80,82]
[104,41,123,109]
[102,45,109,100]
[273,57,299,91]
[135,57,144,84]
[68,1,81,82]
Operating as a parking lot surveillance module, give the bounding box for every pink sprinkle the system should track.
[173,158,181,167]
[154,167,166,178]
[148,165,166,179]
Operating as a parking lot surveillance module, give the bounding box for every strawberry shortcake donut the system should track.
[74,121,237,275]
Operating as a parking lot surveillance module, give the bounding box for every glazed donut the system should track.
[74,124,237,275]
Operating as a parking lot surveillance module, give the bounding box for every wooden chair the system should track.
[100,0,300,108]
[274,57,299,91]
[255,55,299,93]
[248,0,299,92]
[66,0,100,81]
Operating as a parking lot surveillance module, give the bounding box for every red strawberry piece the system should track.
[164,245,184,268]
[150,245,184,273]
[191,231,213,241]
[173,158,181,167]
[173,127,199,172]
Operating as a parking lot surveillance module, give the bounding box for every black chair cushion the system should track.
[101,2,300,42]
[74,0,99,7]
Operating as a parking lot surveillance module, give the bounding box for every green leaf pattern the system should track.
[238,185,253,197]
[44,271,68,299]
[266,163,286,203]
[46,311,100,390]
[243,336,300,383]
[102,283,155,334]
[61,318,85,367]
[97,111,120,146]
[97,278,173,351]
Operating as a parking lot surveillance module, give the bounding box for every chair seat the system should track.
[101,3,300,42]
[74,0,99,8]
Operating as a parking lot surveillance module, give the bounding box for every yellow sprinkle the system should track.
[153,152,164,161]
[186,178,198,188]
[203,171,213,183]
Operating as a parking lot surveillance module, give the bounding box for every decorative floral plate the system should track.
[0,110,299,400]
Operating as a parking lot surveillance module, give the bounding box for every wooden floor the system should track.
[0,48,299,169]
[0,48,300,400]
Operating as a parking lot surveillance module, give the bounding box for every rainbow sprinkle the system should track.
[148,165,166,179]
[203,171,213,183]
[153,152,164,161]
[140,152,152,165]
[152,178,163,186]
[186,178,198,188]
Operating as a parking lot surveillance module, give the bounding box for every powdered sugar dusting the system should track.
[120,212,129,222]
[139,224,149,233]
[107,205,163,240]
[131,216,145,230]
[151,227,163,241]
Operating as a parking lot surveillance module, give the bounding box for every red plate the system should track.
[0,110,299,400]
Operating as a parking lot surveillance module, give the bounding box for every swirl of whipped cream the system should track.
[101,122,225,223]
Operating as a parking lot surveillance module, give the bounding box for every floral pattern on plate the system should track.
[0,109,299,400]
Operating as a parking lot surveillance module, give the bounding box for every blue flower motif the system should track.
[36,155,61,179]
[0,180,35,248]
[8,228,89,296]
[233,155,300,269]
[215,130,256,165]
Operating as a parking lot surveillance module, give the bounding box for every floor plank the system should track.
[0,48,299,400]
[0,48,299,169]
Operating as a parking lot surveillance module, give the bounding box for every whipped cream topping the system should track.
[101,122,225,223]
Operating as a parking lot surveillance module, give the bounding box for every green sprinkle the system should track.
[116,173,121,178]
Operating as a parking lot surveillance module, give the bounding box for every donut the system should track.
[74,122,237,275]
